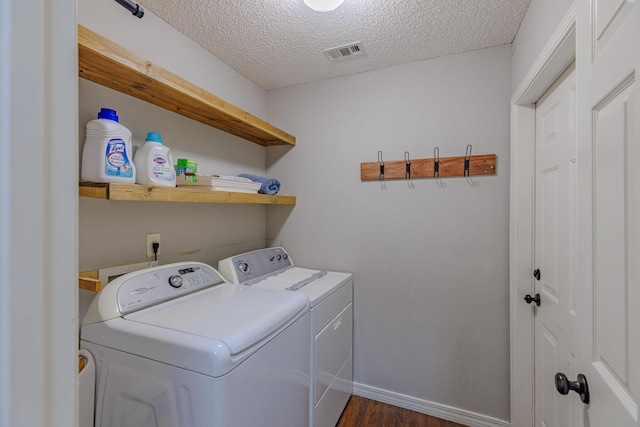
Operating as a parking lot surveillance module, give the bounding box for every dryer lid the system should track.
[123,282,309,355]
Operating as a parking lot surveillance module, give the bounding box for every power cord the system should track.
[149,242,160,267]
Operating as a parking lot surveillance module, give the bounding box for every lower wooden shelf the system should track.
[79,270,102,292]
[79,182,296,205]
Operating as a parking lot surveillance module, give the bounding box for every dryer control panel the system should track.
[83,262,225,323]
[218,247,293,285]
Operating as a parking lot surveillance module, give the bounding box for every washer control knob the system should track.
[283,254,288,260]
[276,254,282,261]
[168,275,183,288]
[237,261,250,274]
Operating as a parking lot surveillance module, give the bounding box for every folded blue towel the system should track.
[238,174,281,195]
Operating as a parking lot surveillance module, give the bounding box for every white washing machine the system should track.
[81,261,310,427]
[218,247,353,427]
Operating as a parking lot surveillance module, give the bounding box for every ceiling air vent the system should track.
[324,42,367,62]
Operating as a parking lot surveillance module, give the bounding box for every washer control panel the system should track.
[218,247,293,284]
[116,263,223,315]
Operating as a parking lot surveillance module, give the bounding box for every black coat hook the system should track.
[378,151,385,181]
[464,144,472,177]
[404,152,411,180]
[434,147,440,177]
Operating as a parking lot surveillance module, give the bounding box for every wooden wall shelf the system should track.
[79,270,102,292]
[78,25,295,147]
[79,182,296,205]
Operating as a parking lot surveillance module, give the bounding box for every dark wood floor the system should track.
[335,396,469,427]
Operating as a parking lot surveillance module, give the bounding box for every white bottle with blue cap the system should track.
[81,108,136,183]
[134,132,176,187]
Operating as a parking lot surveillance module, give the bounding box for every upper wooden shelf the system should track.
[78,25,295,147]
[79,182,296,205]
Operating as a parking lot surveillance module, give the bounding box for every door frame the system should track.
[509,3,577,425]
[0,0,78,425]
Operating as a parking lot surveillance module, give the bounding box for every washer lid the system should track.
[123,282,308,355]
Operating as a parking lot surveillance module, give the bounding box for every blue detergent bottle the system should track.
[81,108,136,183]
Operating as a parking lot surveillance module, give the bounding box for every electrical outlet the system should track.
[146,233,161,258]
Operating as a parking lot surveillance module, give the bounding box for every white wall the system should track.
[511,0,575,91]
[266,45,512,421]
[78,1,274,273]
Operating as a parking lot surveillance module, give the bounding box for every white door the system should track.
[575,0,639,425]
[533,62,578,427]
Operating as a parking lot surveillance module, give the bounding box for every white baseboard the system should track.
[352,382,510,427]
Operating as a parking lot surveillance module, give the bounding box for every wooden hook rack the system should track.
[360,153,497,181]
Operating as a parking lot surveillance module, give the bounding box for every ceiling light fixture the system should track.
[303,0,344,12]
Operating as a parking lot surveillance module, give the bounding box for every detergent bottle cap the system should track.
[145,132,163,144]
[97,108,119,122]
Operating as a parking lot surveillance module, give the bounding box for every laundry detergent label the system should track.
[104,138,134,178]
[151,154,175,182]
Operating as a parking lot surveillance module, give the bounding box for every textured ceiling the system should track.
[137,0,531,91]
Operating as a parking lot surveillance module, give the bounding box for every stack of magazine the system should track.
[176,174,261,194]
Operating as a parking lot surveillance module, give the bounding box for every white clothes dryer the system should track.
[81,262,310,427]
[218,247,353,427]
